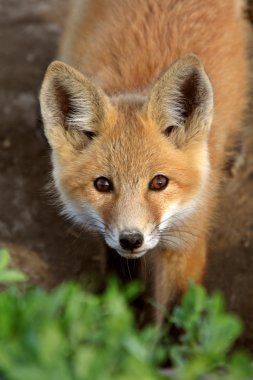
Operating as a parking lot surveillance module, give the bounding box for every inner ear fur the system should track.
[147,54,213,147]
[40,61,109,150]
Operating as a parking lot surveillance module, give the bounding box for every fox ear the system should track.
[147,54,213,147]
[40,61,109,151]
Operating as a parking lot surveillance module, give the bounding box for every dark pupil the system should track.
[150,175,168,190]
[155,176,165,187]
[99,179,108,189]
[94,177,112,192]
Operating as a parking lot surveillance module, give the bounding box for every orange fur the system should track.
[40,0,249,323]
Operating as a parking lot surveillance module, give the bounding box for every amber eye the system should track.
[149,175,169,191]
[94,177,113,192]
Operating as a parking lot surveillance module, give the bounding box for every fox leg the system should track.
[152,239,207,325]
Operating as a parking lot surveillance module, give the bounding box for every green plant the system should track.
[0,250,252,380]
[0,282,165,380]
[0,249,26,284]
[168,283,253,379]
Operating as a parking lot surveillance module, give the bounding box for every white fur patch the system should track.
[66,96,95,131]
[158,202,180,231]
[62,200,105,233]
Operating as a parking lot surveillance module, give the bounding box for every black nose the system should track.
[119,231,144,251]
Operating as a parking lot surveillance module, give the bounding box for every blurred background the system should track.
[0,0,253,352]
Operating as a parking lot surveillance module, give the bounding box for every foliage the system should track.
[0,249,26,284]
[168,283,253,379]
[0,250,252,380]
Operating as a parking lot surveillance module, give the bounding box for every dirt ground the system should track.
[1,0,253,353]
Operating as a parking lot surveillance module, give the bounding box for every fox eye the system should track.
[149,175,169,191]
[94,177,113,192]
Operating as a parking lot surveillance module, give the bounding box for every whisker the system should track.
[126,258,132,281]
[142,255,147,285]
[159,237,191,250]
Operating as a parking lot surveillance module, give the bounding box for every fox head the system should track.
[40,54,213,259]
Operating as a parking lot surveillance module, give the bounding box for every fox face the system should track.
[40,54,213,259]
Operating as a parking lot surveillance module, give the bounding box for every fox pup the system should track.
[40,0,249,323]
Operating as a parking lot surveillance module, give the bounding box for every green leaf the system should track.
[0,270,27,283]
[0,249,10,271]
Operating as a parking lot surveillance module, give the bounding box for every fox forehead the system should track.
[96,102,170,178]
[57,99,207,202]
[61,101,199,183]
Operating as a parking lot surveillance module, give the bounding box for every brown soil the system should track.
[1,0,253,353]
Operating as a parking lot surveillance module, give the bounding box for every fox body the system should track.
[40,0,249,322]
